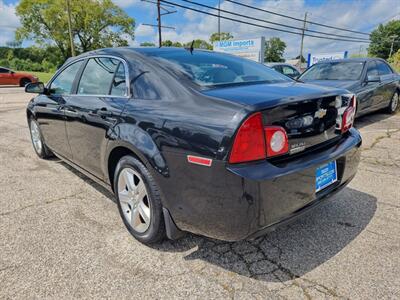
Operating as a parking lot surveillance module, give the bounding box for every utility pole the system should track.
[66,0,75,56]
[218,0,221,40]
[299,12,308,69]
[389,35,398,58]
[157,0,162,47]
[141,0,176,47]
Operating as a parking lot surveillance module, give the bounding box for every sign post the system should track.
[213,37,265,63]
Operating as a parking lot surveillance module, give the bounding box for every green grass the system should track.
[17,71,54,83]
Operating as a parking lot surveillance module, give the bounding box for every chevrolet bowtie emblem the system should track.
[314,108,327,119]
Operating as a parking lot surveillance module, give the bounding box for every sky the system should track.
[1,0,399,59]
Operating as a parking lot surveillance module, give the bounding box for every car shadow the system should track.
[354,110,394,129]
[154,187,377,282]
[57,160,376,282]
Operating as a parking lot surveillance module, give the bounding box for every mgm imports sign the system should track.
[213,37,266,63]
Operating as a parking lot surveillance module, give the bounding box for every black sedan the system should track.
[25,48,362,244]
[299,58,400,117]
[265,62,301,79]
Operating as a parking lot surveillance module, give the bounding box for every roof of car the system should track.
[315,57,386,64]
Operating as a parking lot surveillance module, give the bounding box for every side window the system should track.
[376,61,392,75]
[366,61,379,76]
[77,57,120,95]
[50,61,84,95]
[282,66,295,76]
[0,68,9,73]
[110,62,127,96]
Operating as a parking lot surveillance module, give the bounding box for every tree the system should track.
[161,40,183,47]
[264,37,286,62]
[140,42,156,47]
[15,0,135,60]
[184,39,212,50]
[368,20,400,59]
[209,32,233,43]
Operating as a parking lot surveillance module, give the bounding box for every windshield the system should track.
[300,62,365,81]
[140,49,291,87]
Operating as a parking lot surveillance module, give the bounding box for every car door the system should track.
[359,61,381,112]
[0,67,12,85]
[34,60,85,159]
[376,60,397,108]
[64,56,129,179]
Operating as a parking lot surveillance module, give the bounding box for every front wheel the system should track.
[386,92,399,114]
[20,78,31,87]
[28,117,53,159]
[114,155,166,244]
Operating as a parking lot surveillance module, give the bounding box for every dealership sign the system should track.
[307,51,348,67]
[213,37,266,63]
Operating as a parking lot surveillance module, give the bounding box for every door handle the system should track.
[96,107,113,118]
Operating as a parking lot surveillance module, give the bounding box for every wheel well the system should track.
[26,109,33,120]
[107,146,144,191]
[20,77,31,84]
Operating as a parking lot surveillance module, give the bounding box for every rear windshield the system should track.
[300,62,365,80]
[141,50,291,87]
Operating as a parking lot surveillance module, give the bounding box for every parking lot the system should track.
[0,86,399,299]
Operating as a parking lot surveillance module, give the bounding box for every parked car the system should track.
[298,58,400,117]
[0,67,38,86]
[25,48,361,244]
[265,62,301,79]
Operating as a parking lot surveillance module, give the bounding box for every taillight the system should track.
[265,127,289,157]
[229,113,266,164]
[342,95,356,133]
[229,113,289,164]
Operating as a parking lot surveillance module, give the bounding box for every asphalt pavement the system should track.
[0,86,399,299]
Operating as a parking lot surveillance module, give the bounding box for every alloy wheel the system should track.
[30,120,43,154]
[117,168,151,233]
[391,93,399,112]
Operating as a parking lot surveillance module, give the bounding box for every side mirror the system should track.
[25,82,45,94]
[366,75,381,83]
[9,70,15,74]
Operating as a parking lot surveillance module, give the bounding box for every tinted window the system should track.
[78,57,120,95]
[376,61,392,75]
[142,50,291,87]
[366,61,379,76]
[110,62,127,96]
[50,61,84,95]
[0,68,10,73]
[300,62,364,80]
[282,66,298,76]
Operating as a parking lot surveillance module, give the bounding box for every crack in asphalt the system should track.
[0,192,84,217]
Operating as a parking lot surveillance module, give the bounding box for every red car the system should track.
[0,67,38,86]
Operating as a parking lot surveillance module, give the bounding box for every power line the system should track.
[181,0,370,41]
[160,0,370,43]
[226,0,371,37]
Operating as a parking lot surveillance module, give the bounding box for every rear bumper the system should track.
[162,128,362,241]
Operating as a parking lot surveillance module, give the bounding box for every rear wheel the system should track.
[386,92,399,114]
[20,78,31,87]
[114,155,166,244]
[29,117,53,159]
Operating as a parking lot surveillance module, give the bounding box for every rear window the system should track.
[141,50,291,87]
[300,62,365,81]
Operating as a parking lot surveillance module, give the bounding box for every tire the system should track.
[20,78,31,87]
[28,117,53,159]
[114,155,166,244]
[386,91,399,114]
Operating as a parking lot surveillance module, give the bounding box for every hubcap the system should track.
[118,168,151,233]
[391,93,399,112]
[30,121,42,154]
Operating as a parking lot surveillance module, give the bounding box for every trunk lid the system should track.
[203,82,351,156]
